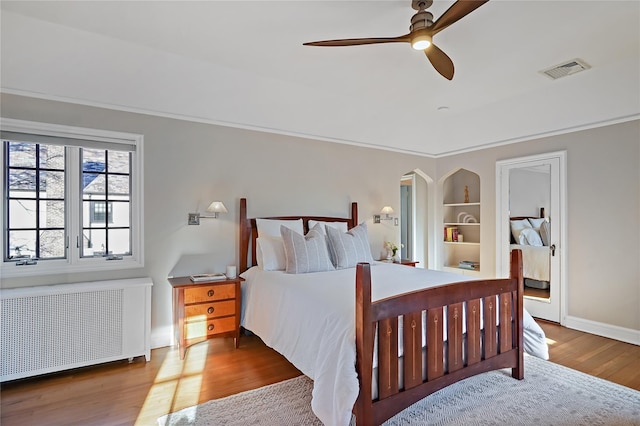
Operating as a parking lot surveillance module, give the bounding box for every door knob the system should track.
[550,244,556,256]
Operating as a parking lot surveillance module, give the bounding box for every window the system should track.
[1,118,144,277]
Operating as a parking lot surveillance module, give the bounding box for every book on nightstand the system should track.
[189,273,227,282]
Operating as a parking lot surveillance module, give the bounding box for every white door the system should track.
[496,152,566,323]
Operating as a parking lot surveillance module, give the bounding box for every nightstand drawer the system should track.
[184,283,236,304]
[185,316,236,339]
[185,300,236,320]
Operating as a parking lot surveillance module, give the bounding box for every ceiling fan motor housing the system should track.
[410,11,434,31]
[412,0,433,11]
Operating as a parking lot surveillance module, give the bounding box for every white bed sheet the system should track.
[240,262,548,426]
[511,244,550,282]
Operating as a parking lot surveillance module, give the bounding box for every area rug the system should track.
[158,355,640,425]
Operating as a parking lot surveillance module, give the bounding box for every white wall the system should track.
[2,94,638,345]
[436,120,640,336]
[0,93,436,347]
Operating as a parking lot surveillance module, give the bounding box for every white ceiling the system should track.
[1,0,639,157]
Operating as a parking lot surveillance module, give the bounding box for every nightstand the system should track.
[398,259,419,267]
[168,276,242,359]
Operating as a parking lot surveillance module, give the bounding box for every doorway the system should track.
[496,151,567,324]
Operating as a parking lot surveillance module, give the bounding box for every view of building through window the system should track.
[4,141,132,262]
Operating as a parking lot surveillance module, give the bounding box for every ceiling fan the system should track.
[303,0,488,80]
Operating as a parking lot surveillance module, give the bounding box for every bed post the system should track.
[351,202,358,228]
[354,262,374,425]
[510,249,524,380]
[239,198,249,274]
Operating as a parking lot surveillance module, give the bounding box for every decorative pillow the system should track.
[518,228,544,246]
[256,218,303,238]
[528,218,546,230]
[280,224,335,274]
[510,219,533,244]
[539,221,551,246]
[256,236,286,271]
[326,222,374,269]
[307,220,349,235]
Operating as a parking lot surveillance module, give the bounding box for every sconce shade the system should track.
[380,206,394,215]
[206,201,228,214]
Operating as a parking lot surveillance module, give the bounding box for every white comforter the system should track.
[240,262,548,426]
[511,244,550,281]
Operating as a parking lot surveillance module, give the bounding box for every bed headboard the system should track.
[239,197,358,273]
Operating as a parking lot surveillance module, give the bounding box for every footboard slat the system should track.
[426,307,444,381]
[466,299,482,365]
[499,293,513,353]
[447,302,464,373]
[378,318,399,399]
[483,296,498,358]
[403,311,422,390]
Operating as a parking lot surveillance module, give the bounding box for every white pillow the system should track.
[256,218,303,238]
[510,219,533,243]
[518,228,544,246]
[280,224,335,274]
[540,221,551,246]
[307,220,349,235]
[528,218,546,230]
[256,236,286,271]
[326,222,374,269]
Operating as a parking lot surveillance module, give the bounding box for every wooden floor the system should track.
[1,323,639,426]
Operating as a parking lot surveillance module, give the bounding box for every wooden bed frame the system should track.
[239,197,524,425]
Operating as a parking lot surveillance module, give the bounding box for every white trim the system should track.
[1,118,144,278]
[496,151,567,324]
[3,89,638,159]
[564,315,640,346]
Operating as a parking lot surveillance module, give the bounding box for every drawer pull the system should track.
[208,290,214,297]
[207,306,214,314]
[208,324,214,331]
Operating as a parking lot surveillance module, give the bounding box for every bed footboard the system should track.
[354,250,524,425]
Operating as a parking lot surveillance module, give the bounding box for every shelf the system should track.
[444,241,480,246]
[443,202,480,207]
[444,222,480,226]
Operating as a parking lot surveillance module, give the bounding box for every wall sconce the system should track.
[373,206,394,224]
[188,201,228,225]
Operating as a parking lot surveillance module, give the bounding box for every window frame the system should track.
[1,118,144,278]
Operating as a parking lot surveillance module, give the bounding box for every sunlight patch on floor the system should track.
[546,337,557,345]
[135,344,208,425]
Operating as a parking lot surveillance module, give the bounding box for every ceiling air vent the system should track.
[540,59,591,80]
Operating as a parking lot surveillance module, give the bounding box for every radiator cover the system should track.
[1,277,152,382]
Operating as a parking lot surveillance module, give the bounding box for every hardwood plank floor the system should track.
[1,324,638,425]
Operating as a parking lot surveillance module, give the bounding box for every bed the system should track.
[239,198,539,426]
[509,208,551,289]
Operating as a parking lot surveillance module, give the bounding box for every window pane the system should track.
[39,230,65,258]
[39,144,65,169]
[8,230,37,259]
[109,229,131,255]
[82,148,105,169]
[8,141,36,167]
[40,170,65,198]
[9,199,36,228]
[82,229,106,257]
[111,202,130,227]
[83,174,106,195]
[8,169,36,197]
[108,175,129,196]
[108,151,130,174]
[40,200,65,228]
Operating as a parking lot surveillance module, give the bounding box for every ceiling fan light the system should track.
[411,34,432,50]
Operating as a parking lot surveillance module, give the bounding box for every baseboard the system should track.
[564,315,640,346]
[151,325,173,349]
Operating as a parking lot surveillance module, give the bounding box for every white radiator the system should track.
[1,277,152,382]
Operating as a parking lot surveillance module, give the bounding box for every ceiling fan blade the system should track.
[304,34,411,47]
[425,44,454,80]
[429,0,488,36]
